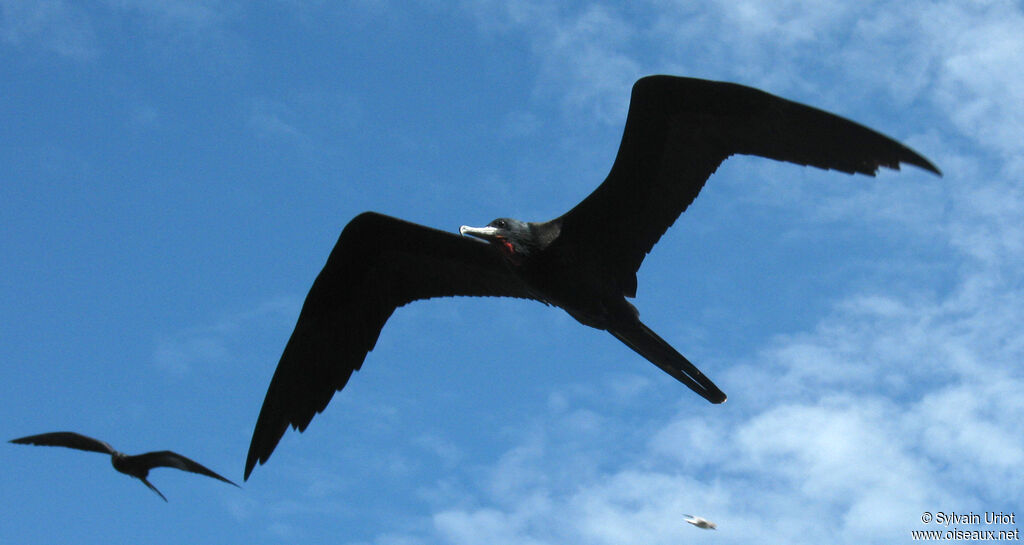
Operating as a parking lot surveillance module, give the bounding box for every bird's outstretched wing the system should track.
[10,432,116,455]
[554,75,941,297]
[130,451,238,487]
[246,212,537,479]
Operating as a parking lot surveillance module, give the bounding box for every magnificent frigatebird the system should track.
[10,431,238,501]
[244,75,940,479]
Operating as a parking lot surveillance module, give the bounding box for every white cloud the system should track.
[396,250,1024,542]
[338,2,1024,543]
[928,1,1024,158]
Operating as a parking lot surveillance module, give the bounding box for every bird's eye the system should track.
[494,220,507,229]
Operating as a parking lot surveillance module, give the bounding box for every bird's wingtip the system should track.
[243,447,266,481]
[911,157,942,177]
[897,147,942,177]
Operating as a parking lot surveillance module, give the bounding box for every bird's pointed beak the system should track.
[459,225,500,241]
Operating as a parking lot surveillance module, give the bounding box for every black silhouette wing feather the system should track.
[130,451,238,486]
[555,75,941,296]
[10,432,116,455]
[246,212,536,478]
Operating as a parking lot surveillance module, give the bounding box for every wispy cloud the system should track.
[0,0,234,60]
[466,2,640,125]
[104,0,224,29]
[0,0,99,60]
[152,296,299,376]
[248,98,309,143]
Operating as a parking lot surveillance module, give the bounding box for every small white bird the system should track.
[683,514,717,530]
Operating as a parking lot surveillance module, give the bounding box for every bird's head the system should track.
[459,218,537,259]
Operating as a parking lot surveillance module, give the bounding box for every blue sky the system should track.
[2,1,1021,544]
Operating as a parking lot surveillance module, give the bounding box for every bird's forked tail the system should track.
[610,322,726,404]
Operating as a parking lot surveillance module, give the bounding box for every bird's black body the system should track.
[458,217,725,403]
[10,431,238,501]
[245,75,940,479]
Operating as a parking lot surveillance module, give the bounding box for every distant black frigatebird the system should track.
[245,75,940,479]
[10,431,238,501]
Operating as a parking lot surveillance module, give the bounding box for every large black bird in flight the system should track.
[10,431,238,501]
[245,75,940,479]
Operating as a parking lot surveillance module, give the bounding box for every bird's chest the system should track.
[111,453,138,476]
